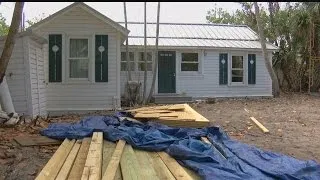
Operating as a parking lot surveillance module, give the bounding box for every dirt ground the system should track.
[1,93,320,180]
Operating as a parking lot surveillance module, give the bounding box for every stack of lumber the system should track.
[36,132,201,180]
[127,103,210,128]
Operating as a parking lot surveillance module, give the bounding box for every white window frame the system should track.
[179,50,203,75]
[228,53,247,86]
[66,35,92,82]
[137,51,153,72]
[120,51,135,72]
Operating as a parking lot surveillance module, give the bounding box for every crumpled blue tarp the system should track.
[40,114,320,180]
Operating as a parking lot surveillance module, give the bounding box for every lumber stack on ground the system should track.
[36,133,201,180]
[127,103,210,128]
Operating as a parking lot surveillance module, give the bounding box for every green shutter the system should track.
[48,34,62,82]
[219,53,228,85]
[95,35,108,82]
[248,54,256,84]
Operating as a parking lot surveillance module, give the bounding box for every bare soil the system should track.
[1,93,319,179]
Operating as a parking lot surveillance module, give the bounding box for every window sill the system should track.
[228,83,247,87]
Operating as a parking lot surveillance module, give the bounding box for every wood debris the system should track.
[127,104,210,128]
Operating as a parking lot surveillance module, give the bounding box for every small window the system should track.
[231,56,244,83]
[69,38,89,78]
[181,53,198,71]
[121,52,135,71]
[138,52,152,71]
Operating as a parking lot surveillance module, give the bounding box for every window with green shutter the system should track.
[219,53,228,85]
[95,35,108,82]
[248,54,256,84]
[49,34,62,82]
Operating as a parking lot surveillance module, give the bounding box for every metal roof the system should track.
[119,22,278,50]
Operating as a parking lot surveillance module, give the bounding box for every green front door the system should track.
[158,51,176,93]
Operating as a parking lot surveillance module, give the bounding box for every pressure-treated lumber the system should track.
[148,152,175,180]
[120,144,142,180]
[158,152,193,180]
[102,140,126,180]
[35,139,75,180]
[68,138,91,180]
[250,117,269,133]
[81,132,103,180]
[102,141,117,174]
[134,149,160,180]
[56,140,81,179]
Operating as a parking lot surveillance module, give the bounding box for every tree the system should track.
[142,2,147,104]
[254,2,280,97]
[0,2,24,124]
[147,2,160,103]
[0,13,9,36]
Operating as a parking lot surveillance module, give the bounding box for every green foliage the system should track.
[0,13,9,35]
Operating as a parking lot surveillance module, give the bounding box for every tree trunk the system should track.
[142,2,147,104]
[0,2,24,112]
[146,2,160,103]
[254,2,280,97]
[123,2,131,81]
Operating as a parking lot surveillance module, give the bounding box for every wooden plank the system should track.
[182,166,201,180]
[250,117,269,133]
[134,149,160,180]
[14,136,62,146]
[183,104,209,123]
[136,110,172,114]
[56,140,81,179]
[134,113,160,118]
[120,144,142,180]
[68,138,91,180]
[151,119,209,128]
[102,140,117,174]
[102,140,126,180]
[167,104,186,110]
[148,152,175,180]
[201,137,226,160]
[81,132,103,180]
[35,139,75,180]
[158,152,193,180]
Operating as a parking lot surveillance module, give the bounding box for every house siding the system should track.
[32,6,120,111]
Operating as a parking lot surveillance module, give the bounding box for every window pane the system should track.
[121,52,134,62]
[70,39,88,58]
[181,63,198,71]
[182,53,198,62]
[139,62,152,71]
[69,59,88,78]
[232,70,243,82]
[139,52,152,62]
[121,62,135,71]
[232,56,243,68]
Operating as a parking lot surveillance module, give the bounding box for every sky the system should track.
[0,2,245,26]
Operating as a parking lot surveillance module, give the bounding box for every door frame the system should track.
[157,51,176,93]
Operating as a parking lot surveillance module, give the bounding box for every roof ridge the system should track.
[117,21,248,27]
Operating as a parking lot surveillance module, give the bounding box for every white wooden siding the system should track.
[28,39,47,117]
[33,6,120,111]
[1,38,28,114]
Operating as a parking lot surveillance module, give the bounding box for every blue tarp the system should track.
[40,114,320,180]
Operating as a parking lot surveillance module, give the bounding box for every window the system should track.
[231,55,244,83]
[138,52,152,71]
[68,38,89,78]
[181,53,198,71]
[121,52,135,71]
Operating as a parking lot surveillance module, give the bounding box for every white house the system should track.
[3,2,277,117]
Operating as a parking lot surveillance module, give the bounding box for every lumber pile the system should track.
[36,132,201,180]
[127,103,210,128]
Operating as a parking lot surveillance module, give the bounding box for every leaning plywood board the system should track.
[35,139,75,180]
[81,132,103,180]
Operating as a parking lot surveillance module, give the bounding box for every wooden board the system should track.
[81,132,103,180]
[134,113,160,119]
[35,139,75,180]
[134,149,160,180]
[56,140,81,179]
[148,152,175,180]
[120,145,142,180]
[250,117,269,133]
[68,138,91,180]
[14,136,62,146]
[158,152,193,180]
[102,140,126,180]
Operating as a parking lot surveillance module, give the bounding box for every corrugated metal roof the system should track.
[119,22,278,50]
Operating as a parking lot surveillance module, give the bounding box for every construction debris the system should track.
[127,103,210,128]
[0,110,19,125]
[250,117,270,133]
[36,132,200,180]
